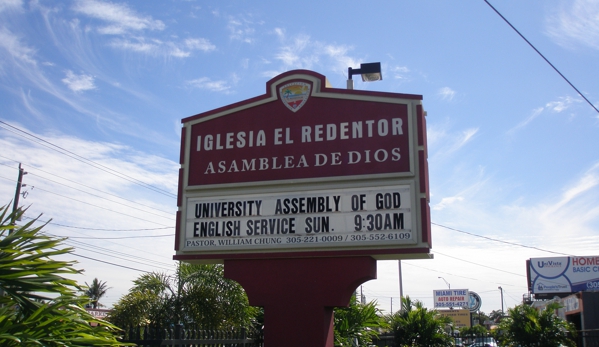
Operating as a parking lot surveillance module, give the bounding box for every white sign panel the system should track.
[530,256,599,294]
[433,289,469,308]
[184,185,414,252]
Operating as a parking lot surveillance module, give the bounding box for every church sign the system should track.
[174,70,431,262]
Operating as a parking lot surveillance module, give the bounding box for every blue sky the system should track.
[1,0,599,314]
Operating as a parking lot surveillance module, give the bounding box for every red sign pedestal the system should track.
[225,256,377,347]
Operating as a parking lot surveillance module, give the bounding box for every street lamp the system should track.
[498,286,504,314]
[347,62,382,89]
[438,276,450,289]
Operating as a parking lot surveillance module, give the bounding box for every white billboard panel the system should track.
[183,185,415,252]
[529,256,599,294]
[433,289,469,308]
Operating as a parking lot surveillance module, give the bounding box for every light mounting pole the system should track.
[438,276,450,289]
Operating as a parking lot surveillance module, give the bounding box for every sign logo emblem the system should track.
[279,82,311,113]
[468,292,482,312]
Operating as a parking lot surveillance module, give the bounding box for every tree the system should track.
[334,295,387,346]
[387,296,453,347]
[475,310,491,325]
[0,204,127,346]
[489,309,505,323]
[108,262,258,330]
[459,324,488,336]
[85,278,109,308]
[499,302,576,347]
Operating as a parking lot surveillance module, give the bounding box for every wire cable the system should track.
[0,121,177,198]
[71,253,151,273]
[1,172,176,232]
[433,222,572,256]
[0,155,174,216]
[483,0,599,115]
[43,228,176,267]
[60,234,174,239]
[67,243,173,271]
[59,236,175,270]
[26,185,173,227]
[434,251,525,277]
[27,218,173,232]
[27,173,174,221]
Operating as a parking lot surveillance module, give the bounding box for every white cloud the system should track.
[241,58,249,69]
[62,70,96,92]
[270,32,364,80]
[324,43,359,73]
[0,26,37,65]
[19,88,45,121]
[438,87,456,101]
[73,0,165,35]
[542,163,599,217]
[496,162,599,253]
[0,0,21,13]
[227,15,256,43]
[545,96,580,112]
[508,96,581,134]
[449,128,479,153]
[508,107,544,134]
[0,126,178,307]
[184,38,216,52]
[546,0,599,50]
[391,65,410,80]
[273,27,285,40]
[109,36,214,58]
[186,77,231,93]
[433,196,464,211]
[427,125,479,163]
[275,34,311,67]
[72,1,214,59]
[109,38,155,53]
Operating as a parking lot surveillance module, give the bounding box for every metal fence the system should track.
[576,330,599,347]
[370,332,395,347]
[120,325,263,347]
[120,327,599,347]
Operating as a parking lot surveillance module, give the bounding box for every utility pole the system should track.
[498,286,504,315]
[11,163,26,227]
[398,260,404,299]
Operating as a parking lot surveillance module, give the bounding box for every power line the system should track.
[26,184,173,227]
[432,222,572,256]
[0,121,177,198]
[38,220,173,232]
[72,253,151,273]
[43,224,176,267]
[50,245,159,274]
[57,235,175,270]
[59,234,173,239]
[483,0,599,115]
[434,251,525,277]
[28,173,174,218]
[27,173,174,220]
[0,156,174,216]
[66,241,174,272]
[1,170,176,231]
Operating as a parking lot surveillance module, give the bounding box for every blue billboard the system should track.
[529,256,599,294]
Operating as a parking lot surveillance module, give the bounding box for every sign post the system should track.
[174,70,431,347]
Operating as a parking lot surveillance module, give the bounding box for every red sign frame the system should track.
[174,70,430,262]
